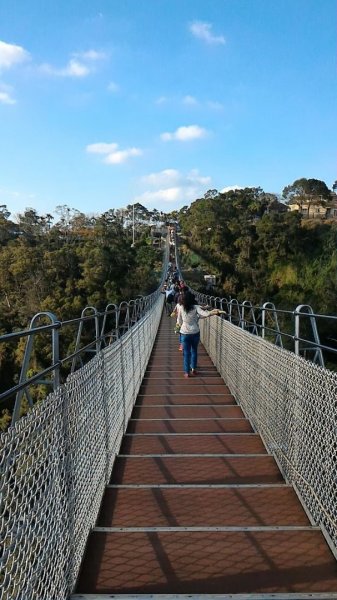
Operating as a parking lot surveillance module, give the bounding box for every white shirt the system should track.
[177,305,211,335]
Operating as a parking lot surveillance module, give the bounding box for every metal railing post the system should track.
[71,306,99,373]
[294,304,324,367]
[101,303,117,346]
[13,312,60,424]
[262,302,283,347]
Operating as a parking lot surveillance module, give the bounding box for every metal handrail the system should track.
[198,292,337,368]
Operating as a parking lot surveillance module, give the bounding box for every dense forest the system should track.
[1,177,337,427]
[0,203,163,329]
[0,203,164,427]
[176,180,337,314]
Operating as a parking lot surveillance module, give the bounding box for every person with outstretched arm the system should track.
[177,290,223,378]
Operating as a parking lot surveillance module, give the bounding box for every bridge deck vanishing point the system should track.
[73,312,337,598]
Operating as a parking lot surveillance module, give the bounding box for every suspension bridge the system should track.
[1,237,337,599]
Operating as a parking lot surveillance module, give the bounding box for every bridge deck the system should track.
[74,313,337,597]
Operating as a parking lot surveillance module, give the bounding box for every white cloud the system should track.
[86,142,119,154]
[142,168,211,190]
[182,95,198,106]
[135,185,207,206]
[0,40,30,71]
[40,58,90,77]
[220,185,244,193]
[107,81,120,93]
[161,124,208,142]
[135,168,212,208]
[86,142,142,164]
[141,169,181,187]
[189,21,226,45]
[135,187,182,204]
[75,50,107,61]
[187,168,211,186]
[64,59,90,77]
[104,147,142,164]
[0,90,16,104]
[39,49,106,78]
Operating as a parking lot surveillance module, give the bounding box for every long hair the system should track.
[181,290,196,313]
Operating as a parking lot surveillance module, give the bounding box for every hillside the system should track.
[177,188,337,314]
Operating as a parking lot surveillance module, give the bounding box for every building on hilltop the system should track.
[288,193,337,219]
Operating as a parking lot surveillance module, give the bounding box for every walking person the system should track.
[170,291,185,351]
[161,283,176,315]
[177,291,221,377]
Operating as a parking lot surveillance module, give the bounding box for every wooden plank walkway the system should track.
[74,313,337,597]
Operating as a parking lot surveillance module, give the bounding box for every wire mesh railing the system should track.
[0,295,164,599]
[200,314,337,556]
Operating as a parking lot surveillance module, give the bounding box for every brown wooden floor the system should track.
[74,312,337,597]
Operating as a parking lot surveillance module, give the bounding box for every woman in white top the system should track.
[177,290,220,378]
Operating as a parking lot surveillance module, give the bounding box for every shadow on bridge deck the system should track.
[73,312,337,598]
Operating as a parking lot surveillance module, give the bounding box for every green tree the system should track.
[0,205,18,244]
[282,178,330,204]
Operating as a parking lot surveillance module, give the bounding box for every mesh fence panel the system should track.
[200,316,337,551]
[0,297,163,600]
[1,388,69,600]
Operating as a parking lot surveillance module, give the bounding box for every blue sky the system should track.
[0,0,336,218]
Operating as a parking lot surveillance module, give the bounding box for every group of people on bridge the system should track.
[162,261,223,378]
